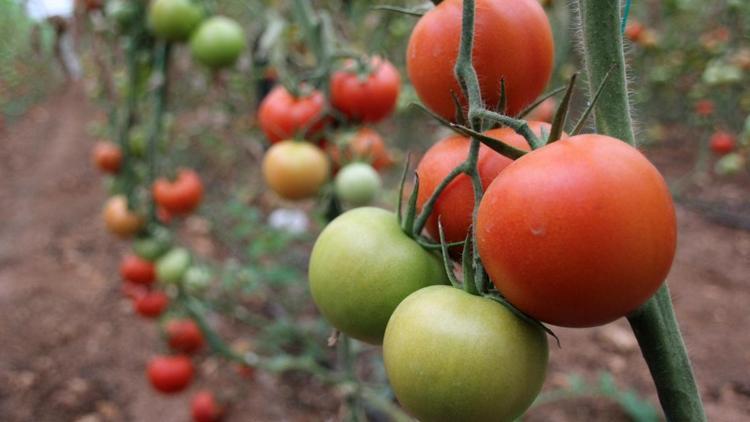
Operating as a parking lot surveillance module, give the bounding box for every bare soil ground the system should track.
[0,85,748,421]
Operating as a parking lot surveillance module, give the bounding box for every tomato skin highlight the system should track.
[258,86,327,144]
[330,57,401,123]
[166,319,205,354]
[383,285,548,422]
[120,254,156,285]
[134,290,169,319]
[407,0,553,120]
[153,169,204,216]
[92,141,122,174]
[477,134,677,327]
[147,355,194,394]
[262,140,330,200]
[308,207,448,345]
[416,123,545,246]
[192,391,224,422]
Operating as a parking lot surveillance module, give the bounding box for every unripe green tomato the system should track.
[308,207,447,345]
[133,228,172,261]
[383,285,548,422]
[190,16,246,69]
[128,132,147,158]
[334,162,381,207]
[156,247,192,283]
[183,266,212,293]
[148,0,203,42]
[715,153,746,176]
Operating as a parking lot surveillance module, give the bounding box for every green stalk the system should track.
[146,42,172,225]
[576,1,705,420]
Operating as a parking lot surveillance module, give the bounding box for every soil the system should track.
[1,84,749,421]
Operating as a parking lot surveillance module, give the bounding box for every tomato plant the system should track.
[153,169,204,216]
[134,290,169,319]
[91,141,122,174]
[192,391,224,422]
[334,162,381,207]
[477,134,677,327]
[258,86,327,144]
[190,16,246,69]
[102,195,144,239]
[407,0,554,120]
[262,140,330,200]
[147,0,203,42]
[308,207,448,344]
[156,247,192,284]
[383,285,548,422]
[166,319,205,354]
[330,56,400,123]
[147,355,194,394]
[120,254,156,285]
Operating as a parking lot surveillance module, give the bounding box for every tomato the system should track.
[156,247,192,284]
[262,140,330,200]
[625,20,644,42]
[334,163,381,207]
[190,16,246,69]
[133,227,172,261]
[715,153,745,176]
[710,131,736,155]
[147,355,194,394]
[477,134,676,327]
[330,56,401,123]
[134,290,169,318]
[120,254,156,285]
[694,99,715,117]
[329,127,394,171]
[148,0,203,42]
[383,286,548,422]
[192,391,224,422]
[92,141,122,174]
[166,319,204,354]
[526,98,556,123]
[258,86,327,144]
[183,266,212,293]
[407,0,553,120]
[122,281,149,301]
[308,207,447,344]
[103,195,144,239]
[416,123,547,246]
[153,169,204,216]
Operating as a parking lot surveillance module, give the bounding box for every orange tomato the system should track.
[262,140,330,200]
[103,195,144,238]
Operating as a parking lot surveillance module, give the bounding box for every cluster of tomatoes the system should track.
[258,56,400,205]
[304,0,680,420]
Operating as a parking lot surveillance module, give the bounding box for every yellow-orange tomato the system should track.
[407,0,553,120]
[92,141,123,174]
[262,140,330,200]
[103,195,144,238]
[417,122,556,246]
[477,134,676,327]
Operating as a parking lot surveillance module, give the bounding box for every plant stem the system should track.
[576,1,705,420]
[147,42,171,224]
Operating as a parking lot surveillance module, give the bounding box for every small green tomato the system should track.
[156,247,192,283]
[190,16,246,69]
[334,162,381,207]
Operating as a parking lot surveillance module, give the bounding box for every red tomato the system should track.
[120,254,156,285]
[624,20,644,42]
[134,290,169,319]
[329,127,394,171]
[147,355,194,394]
[122,281,149,300]
[417,122,553,246]
[407,0,553,120]
[710,131,736,155]
[477,134,676,327]
[192,391,224,422]
[694,100,715,117]
[166,319,205,354]
[258,86,327,144]
[526,98,556,123]
[330,57,401,123]
[152,169,204,216]
[92,141,122,174]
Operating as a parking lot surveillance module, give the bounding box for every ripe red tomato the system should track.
[166,319,204,354]
[417,123,553,246]
[134,290,169,319]
[258,86,327,144]
[526,98,556,123]
[477,134,676,327]
[153,169,204,216]
[147,355,194,394]
[407,0,553,120]
[92,141,122,174]
[192,391,224,422]
[694,99,715,117]
[122,281,149,300]
[330,56,401,123]
[625,20,644,42]
[120,254,156,285]
[329,127,394,171]
[710,131,736,155]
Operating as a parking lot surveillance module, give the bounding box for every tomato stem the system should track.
[146,41,172,225]
[576,1,705,420]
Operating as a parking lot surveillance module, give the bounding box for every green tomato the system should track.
[133,227,172,261]
[128,131,146,158]
[190,16,246,69]
[148,0,203,42]
[383,285,548,422]
[183,266,212,293]
[334,162,381,207]
[156,247,192,283]
[715,153,746,176]
[308,207,447,344]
